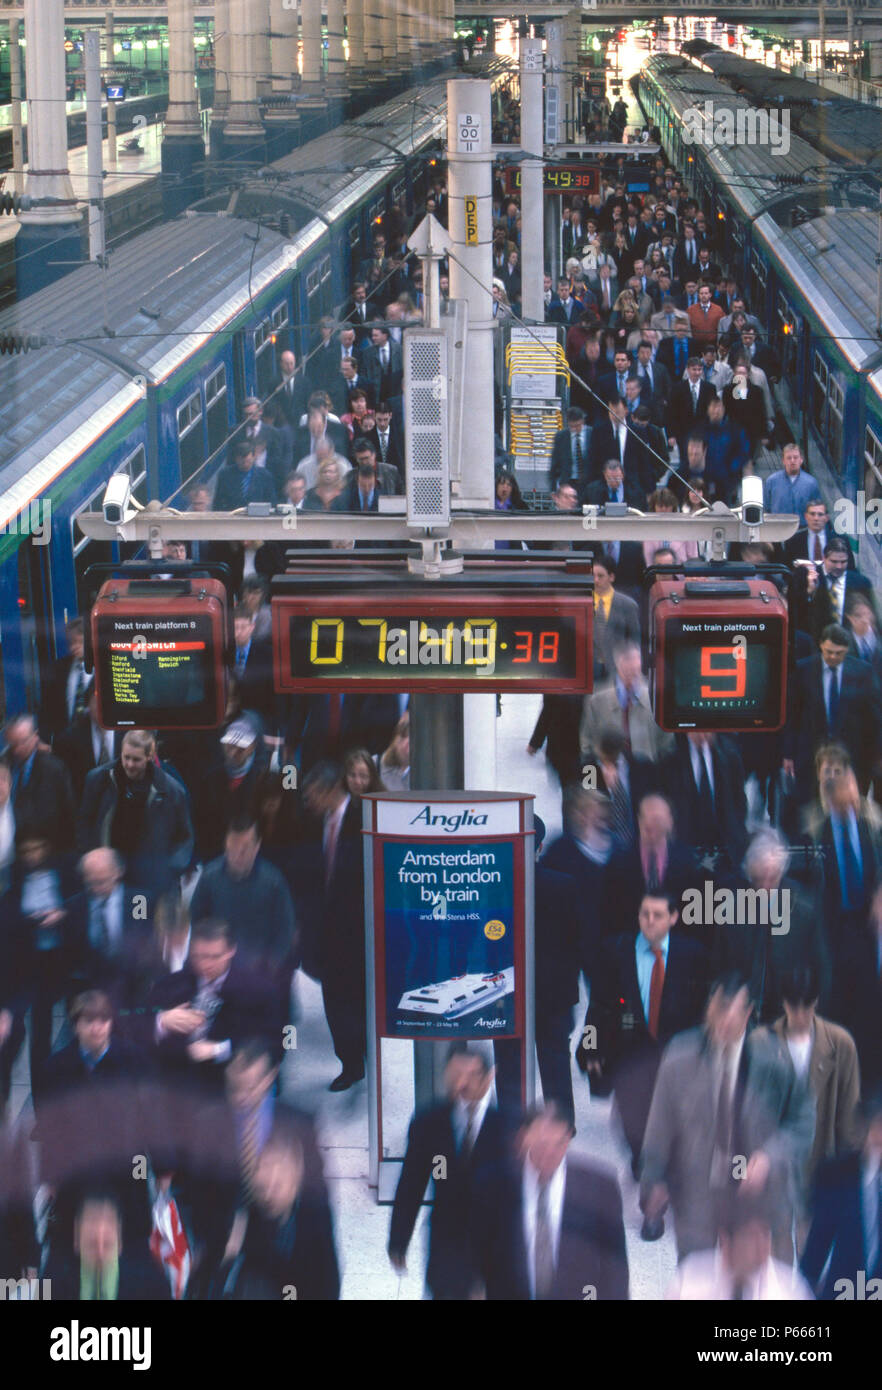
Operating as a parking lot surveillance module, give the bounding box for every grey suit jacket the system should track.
[640,1026,815,1258]
[580,680,675,763]
[593,591,641,684]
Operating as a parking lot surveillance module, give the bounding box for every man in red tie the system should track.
[577,892,708,1192]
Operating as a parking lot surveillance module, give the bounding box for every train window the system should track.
[369,199,384,226]
[775,292,798,379]
[206,365,228,457]
[393,179,406,204]
[272,303,289,330]
[749,249,767,308]
[178,390,205,482]
[254,321,271,352]
[348,222,360,249]
[864,425,882,501]
[812,353,828,435]
[255,316,278,399]
[306,266,320,298]
[828,377,844,468]
[319,256,331,284]
[122,445,148,508]
[177,391,203,441]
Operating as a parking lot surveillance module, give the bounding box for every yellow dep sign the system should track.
[464,196,478,245]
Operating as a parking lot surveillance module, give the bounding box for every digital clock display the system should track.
[505,165,600,196]
[272,589,593,693]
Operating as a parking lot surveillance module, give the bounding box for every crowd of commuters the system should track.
[1,94,881,1306]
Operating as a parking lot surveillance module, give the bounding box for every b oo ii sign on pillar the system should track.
[464,195,478,245]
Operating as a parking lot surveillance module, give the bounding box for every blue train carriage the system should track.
[0,214,304,717]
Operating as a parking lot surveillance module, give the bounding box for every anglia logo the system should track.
[409,806,489,833]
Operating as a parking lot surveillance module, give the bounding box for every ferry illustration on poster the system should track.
[383,839,515,1037]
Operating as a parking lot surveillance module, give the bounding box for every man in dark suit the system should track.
[598,349,637,407]
[783,624,882,803]
[603,793,700,937]
[578,892,708,1175]
[655,322,695,378]
[546,277,582,326]
[569,337,606,421]
[540,787,611,985]
[833,887,882,1087]
[666,358,716,462]
[213,441,278,512]
[53,681,119,804]
[40,617,88,743]
[591,551,641,685]
[738,326,779,384]
[783,499,851,567]
[791,541,870,644]
[673,224,704,283]
[816,768,882,937]
[475,1102,629,1300]
[270,348,310,427]
[550,407,591,492]
[801,1091,882,1299]
[292,396,351,463]
[494,818,581,1126]
[301,762,365,1090]
[588,398,653,494]
[332,453,398,514]
[231,605,276,723]
[44,1193,170,1301]
[389,1049,515,1299]
[4,714,75,850]
[660,732,749,873]
[149,920,283,1093]
[582,457,644,510]
[342,281,378,341]
[635,338,671,407]
[363,402,405,476]
[360,325,403,406]
[235,397,288,494]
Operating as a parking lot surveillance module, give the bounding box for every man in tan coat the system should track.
[581,643,674,765]
[768,964,861,1251]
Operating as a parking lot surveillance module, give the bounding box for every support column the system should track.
[847,5,855,96]
[266,0,300,158]
[363,0,382,82]
[395,0,414,76]
[104,13,117,173]
[223,0,265,161]
[347,0,365,80]
[9,20,23,197]
[520,39,544,324]
[817,1,826,82]
[17,0,82,298]
[254,0,272,101]
[326,0,345,92]
[446,78,495,509]
[162,0,204,215]
[298,0,328,132]
[380,0,398,82]
[210,0,230,159]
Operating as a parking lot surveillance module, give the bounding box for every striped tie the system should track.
[239,1106,261,1202]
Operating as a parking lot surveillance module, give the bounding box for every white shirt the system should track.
[667,1247,814,1300]
[164,928,191,975]
[522,1157,566,1298]
[453,1086,492,1150]
[0,801,15,879]
[786,1030,813,1080]
[689,741,714,796]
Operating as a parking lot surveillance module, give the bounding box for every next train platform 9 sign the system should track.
[649,576,789,732]
[91,578,229,730]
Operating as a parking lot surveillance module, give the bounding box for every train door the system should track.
[16,536,55,717]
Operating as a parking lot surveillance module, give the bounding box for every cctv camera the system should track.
[740,475,764,529]
[103,473,134,526]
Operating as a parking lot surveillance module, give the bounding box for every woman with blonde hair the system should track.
[303,457,345,511]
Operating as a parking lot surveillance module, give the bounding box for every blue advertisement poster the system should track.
[383,840,515,1037]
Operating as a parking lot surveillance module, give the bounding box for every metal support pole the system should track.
[9,20,23,197]
[446,78,495,509]
[210,0,230,156]
[104,14,117,172]
[520,39,544,324]
[85,30,105,263]
[818,0,826,82]
[224,0,264,154]
[17,0,83,296]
